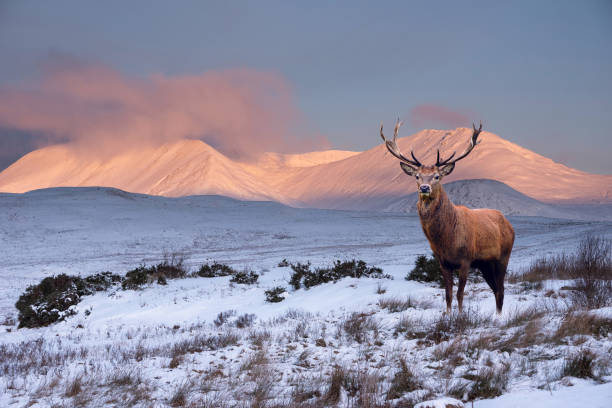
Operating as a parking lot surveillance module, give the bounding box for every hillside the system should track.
[382,179,612,221]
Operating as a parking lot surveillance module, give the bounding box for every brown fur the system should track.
[381,121,514,313]
[416,177,515,313]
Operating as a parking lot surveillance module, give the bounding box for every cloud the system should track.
[409,104,472,129]
[0,60,328,160]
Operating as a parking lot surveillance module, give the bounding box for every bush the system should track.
[15,272,121,328]
[195,262,236,278]
[83,271,122,291]
[289,262,311,290]
[512,235,611,309]
[290,260,387,290]
[16,274,89,328]
[122,258,188,290]
[406,255,444,287]
[265,286,287,303]
[214,310,236,327]
[569,236,611,309]
[278,259,290,267]
[230,270,259,285]
[235,313,256,328]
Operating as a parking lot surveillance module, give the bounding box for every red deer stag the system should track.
[380,121,515,314]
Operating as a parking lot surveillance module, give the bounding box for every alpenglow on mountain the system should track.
[0,127,610,210]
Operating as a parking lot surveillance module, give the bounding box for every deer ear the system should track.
[439,163,455,176]
[400,162,418,176]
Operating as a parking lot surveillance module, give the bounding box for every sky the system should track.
[0,0,611,173]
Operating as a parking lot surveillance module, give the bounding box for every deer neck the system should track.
[417,185,457,242]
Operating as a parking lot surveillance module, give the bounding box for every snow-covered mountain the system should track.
[1,127,610,210]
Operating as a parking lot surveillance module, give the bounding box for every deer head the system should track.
[380,120,482,200]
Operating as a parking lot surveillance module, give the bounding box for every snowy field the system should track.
[1,187,611,407]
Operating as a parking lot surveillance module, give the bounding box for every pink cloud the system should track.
[410,104,473,129]
[0,61,329,160]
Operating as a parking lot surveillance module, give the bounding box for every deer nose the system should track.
[420,185,431,193]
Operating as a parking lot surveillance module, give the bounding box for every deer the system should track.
[380,120,515,314]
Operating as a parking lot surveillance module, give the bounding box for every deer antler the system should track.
[380,119,422,167]
[436,122,482,167]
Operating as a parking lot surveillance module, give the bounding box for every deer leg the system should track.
[494,260,507,314]
[441,268,453,314]
[456,264,470,313]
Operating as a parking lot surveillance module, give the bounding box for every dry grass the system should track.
[561,349,597,379]
[386,359,422,400]
[341,312,380,344]
[510,236,611,309]
[378,297,416,313]
[554,311,612,341]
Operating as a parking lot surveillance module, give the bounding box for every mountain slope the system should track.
[273,128,612,209]
[0,128,610,212]
[383,178,612,221]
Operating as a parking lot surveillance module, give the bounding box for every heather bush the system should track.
[230,270,259,284]
[406,254,444,287]
[290,260,387,290]
[265,286,287,303]
[195,262,236,278]
[16,271,121,328]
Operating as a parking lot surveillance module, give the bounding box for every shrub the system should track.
[214,310,236,327]
[290,260,387,290]
[230,270,259,284]
[83,271,122,291]
[512,235,611,309]
[235,313,256,329]
[278,259,290,267]
[289,262,311,290]
[122,258,188,290]
[16,274,89,328]
[122,266,149,290]
[15,270,125,328]
[569,236,611,309]
[406,255,444,287]
[265,286,287,303]
[195,262,236,278]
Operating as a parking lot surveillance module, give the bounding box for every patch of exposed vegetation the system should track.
[265,286,287,303]
[194,262,236,278]
[562,349,597,379]
[289,259,388,290]
[230,270,259,285]
[15,272,122,328]
[510,235,611,309]
[406,254,444,287]
[122,256,187,290]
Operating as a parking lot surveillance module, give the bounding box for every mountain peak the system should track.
[0,130,610,209]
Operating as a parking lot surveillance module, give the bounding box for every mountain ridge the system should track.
[1,128,610,211]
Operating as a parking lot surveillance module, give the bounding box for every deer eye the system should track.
[434,175,440,180]
[415,175,420,179]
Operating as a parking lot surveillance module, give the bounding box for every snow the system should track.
[1,128,611,211]
[474,380,612,408]
[0,187,611,407]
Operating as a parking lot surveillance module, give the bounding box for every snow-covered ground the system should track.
[1,187,611,407]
